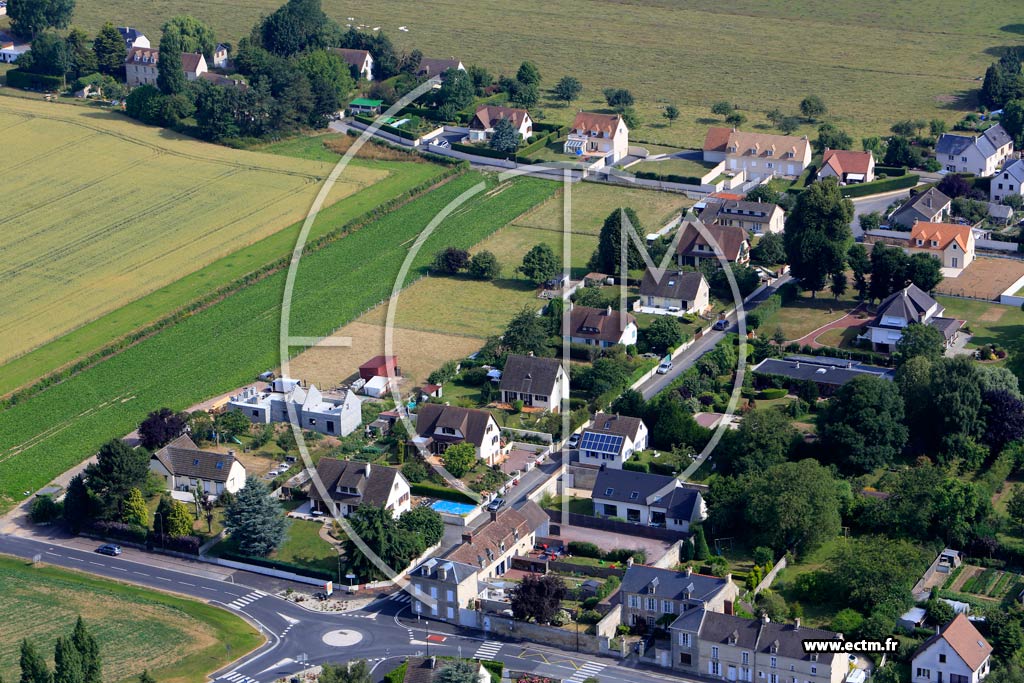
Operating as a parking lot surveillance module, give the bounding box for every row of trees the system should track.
[16,617,101,683]
[341,505,444,580]
[429,246,502,281]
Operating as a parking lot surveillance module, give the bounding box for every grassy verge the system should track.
[0,554,263,683]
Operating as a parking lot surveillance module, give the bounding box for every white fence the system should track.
[1000,272,1024,307]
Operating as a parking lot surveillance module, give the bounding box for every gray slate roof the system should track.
[999,158,1024,184]
[152,435,239,482]
[671,609,842,662]
[702,199,781,224]
[984,124,1012,150]
[935,134,976,157]
[752,355,894,386]
[593,468,675,505]
[499,355,563,397]
[638,269,706,302]
[892,187,951,224]
[873,283,939,328]
[412,556,480,585]
[621,565,730,603]
[415,403,495,446]
[697,611,762,649]
[308,457,404,508]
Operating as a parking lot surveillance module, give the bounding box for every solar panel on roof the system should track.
[580,431,624,454]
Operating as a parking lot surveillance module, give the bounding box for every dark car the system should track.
[713,319,729,331]
[95,544,122,557]
[486,498,506,512]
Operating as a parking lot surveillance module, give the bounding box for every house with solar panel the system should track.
[591,468,707,532]
[578,412,649,469]
[149,435,247,499]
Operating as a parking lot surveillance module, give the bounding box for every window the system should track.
[711,662,721,676]
[771,657,777,669]
[811,667,817,676]
[679,632,691,646]
[680,653,692,666]
[628,595,639,608]
[916,672,930,681]
[742,653,749,665]
[646,597,657,611]
[770,676,778,683]
[939,655,947,664]
[446,589,454,601]
[712,646,720,659]
[662,600,674,614]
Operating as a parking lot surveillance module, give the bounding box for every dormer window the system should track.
[931,240,938,247]
[916,239,923,246]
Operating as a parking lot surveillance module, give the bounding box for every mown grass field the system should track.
[0,172,553,509]
[938,296,1024,379]
[0,555,262,683]
[71,0,1017,147]
[0,98,389,364]
[0,129,443,398]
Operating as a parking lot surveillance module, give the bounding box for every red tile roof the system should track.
[821,148,873,176]
[703,126,732,153]
[910,221,973,252]
[572,112,624,136]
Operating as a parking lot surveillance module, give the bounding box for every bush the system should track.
[148,533,201,555]
[874,165,908,177]
[579,609,602,624]
[606,548,647,563]
[622,460,649,473]
[5,69,64,90]
[582,596,601,609]
[756,388,788,400]
[840,175,919,199]
[87,521,147,544]
[634,170,704,186]
[30,495,62,524]
[568,541,603,558]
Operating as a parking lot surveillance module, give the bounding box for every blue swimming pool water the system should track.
[431,500,477,516]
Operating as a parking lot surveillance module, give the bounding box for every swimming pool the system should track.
[431,500,478,517]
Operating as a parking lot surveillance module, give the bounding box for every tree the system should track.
[121,488,149,528]
[929,119,948,136]
[893,323,944,366]
[441,442,476,478]
[592,207,646,274]
[137,672,156,683]
[937,174,972,199]
[53,637,82,683]
[84,439,150,520]
[927,357,984,449]
[983,389,1024,453]
[746,460,842,553]
[603,87,634,109]
[156,28,186,95]
[468,251,501,280]
[725,409,796,475]
[816,536,927,613]
[19,639,51,683]
[342,506,421,581]
[466,64,492,91]
[926,594,955,625]
[815,123,852,153]
[163,15,215,58]
[725,112,746,128]
[862,136,886,157]
[224,477,286,556]
[510,573,566,624]
[1007,485,1024,529]
[799,95,826,121]
[138,407,188,450]
[65,28,97,80]
[436,660,479,683]
[509,81,539,108]
[1002,99,1024,147]
[93,22,126,76]
[518,243,560,285]
[215,409,252,440]
[884,136,918,167]
[436,67,475,113]
[431,247,470,275]
[890,120,917,137]
[868,242,905,301]
[904,253,943,292]
[858,211,882,233]
[258,0,338,57]
[818,376,908,473]
[166,499,193,536]
[663,104,680,125]
[711,101,733,117]
[830,272,847,299]
[778,117,801,134]
[641,316,684,355]
[71,618,100,683]
[298,49,355,105]
[63,474,92,533]
[978,365,1021,398]
[503,306,549,357]
[751,232,785,264]
[610,389,646,418]
[488,117,520,154]
[952,197,989,224]
[831,609,865,635]
[516,61,541,86]
[693,525,710,560]
[783,178,854,295]
[7,0,74,37]
[552,75,582,104]
[755,590,789,621]
[21,31,69,77]
[619,106,640,129]
[398,506,444,547]
[320,660,372,683]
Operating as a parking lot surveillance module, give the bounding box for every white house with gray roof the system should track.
[498,355,568,413]
[935,124,1013,177]
[865,283,962,353]
[227,378,362,437]
[408,557,481,625]
[591,468,707,532]
[621,565,738,629]
[992,158,1024,203]
[578,412,649,469]
[149,435,247,498]
[636,268,710,315]
[308,458,410,518]
[890,188,952,229]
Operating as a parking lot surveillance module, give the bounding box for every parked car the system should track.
[566,433,580,449]
[657,359,673,375]
[486,498,506,513]
[713,319,729,331]
[95,544,122,557]
[432,138,450,149]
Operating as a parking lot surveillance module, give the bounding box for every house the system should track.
[149,435,247,498]
[125,48,207,87]
[308,458,411,518]
[408,557,480,624]
[0,38,28,63]
[935,125,1014,177]
[751,355,894,395]
[330,47,374,80]
[911,614,992,683]
[226,379,363,437]
[621,565,738,629]
[991,158,1024,203]
[865,284,962,353]
[564,112,630,164]
[198,72,247,89]
[890,188,953,229]
[636,268,710,315]
[701,199,785,235]
[908,221,975,270]
[987,202,1014,226]
[348,97,383,116]
[671,610,846,683]
[567,305,638,348]
[676,217,750,267]
[417,57,465,79]
[577,412,649,469]
[498,354,569,413]
[117,27,150,50]
[211,43,229,69]
[468,105,533,142]
[817,148,876,184]
[412,403,502,465]
[591,468,707,532]
[703,127,812,180]
[445,502,549,579]
[359,355,400,381]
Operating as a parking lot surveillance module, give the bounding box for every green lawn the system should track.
[936,297,1024,378]
[771,536,846,628]
[759,290,861,343]
[630,157,720,179]
[272,519,340,576]
[0,555,262,683]
[543,495,595,517]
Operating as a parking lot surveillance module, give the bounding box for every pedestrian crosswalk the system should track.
[225,590,266,610]
[474,641,503,659]
[218,671,259,683]
[567,662,606,683]
[389,592,412,603]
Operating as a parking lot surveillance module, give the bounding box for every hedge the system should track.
[219,550,334,581]
[451,141,511,160]
[148,532,201,555]
[6,69,64,90]
[86,521,147,544]
[622,461,650,473]
[533,122,567,135]
[353,115,417,140]
[840,174,919,198]
[634,170,704,186]
[568,541,603,558]
[384,662,408,683]
[874,165,908,177]
[410,481,478,505]
[756,388,788,400]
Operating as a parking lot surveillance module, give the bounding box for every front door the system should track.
[728,666,737,681]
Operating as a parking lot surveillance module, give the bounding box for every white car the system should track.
[657,360,673,374]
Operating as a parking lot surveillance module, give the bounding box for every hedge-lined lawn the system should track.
[209,518,340,576]
[758,290,861,343]
[0,555,262,683]
[630,157,719,180]
[936,297,1024,379]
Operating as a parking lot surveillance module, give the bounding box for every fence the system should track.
[752,556,788,595]
[481,613,621,657]
[1000,272,1024,307]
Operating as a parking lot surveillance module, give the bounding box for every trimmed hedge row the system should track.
[6,69,64,90]
[451,141,511,160]
[874,165,908,177]
[840,174,919,198]
[756,388,788,400]
[533,122,567,135]
[219,550,334,581]
[410,481,478,505]
[635,170,704,186]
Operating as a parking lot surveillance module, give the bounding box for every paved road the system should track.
[636,276,791,400]
[850,189,912,237]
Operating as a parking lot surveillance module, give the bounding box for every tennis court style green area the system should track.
[0,172,552,510]
[0,97,389,364]
[0,555,262,682]
[71,0,1012,145]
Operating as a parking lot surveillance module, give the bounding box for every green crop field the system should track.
[0,555,262,683]
[70,0,1016,147]
[0,128,443,398]
[0,172,555,510]
[0,97,386,365]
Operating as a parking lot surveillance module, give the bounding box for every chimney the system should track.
[364,462,371,477]
[685,565,693,576]
[794,618,801,631]
[761,613,771,624]
[606,305,613,316]
[725,573,732,585]
[462,531,473,544]
[227,449,236,457]
[490,510,498,522]
[430,656,437,669]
